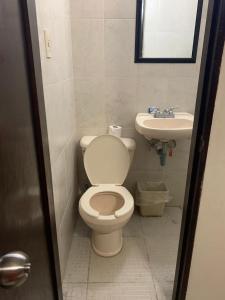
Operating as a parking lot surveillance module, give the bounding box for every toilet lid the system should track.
[84,135,130,185]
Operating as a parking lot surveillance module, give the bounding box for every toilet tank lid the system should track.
[80,136,136,151]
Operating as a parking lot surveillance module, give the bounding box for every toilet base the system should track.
[91,229,123,257]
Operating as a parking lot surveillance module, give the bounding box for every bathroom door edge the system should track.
[20,0,63,299]
[173,0,225,299]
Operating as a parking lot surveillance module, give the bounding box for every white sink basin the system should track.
[135,113,194,140]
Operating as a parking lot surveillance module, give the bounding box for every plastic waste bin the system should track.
[135,181,170,217]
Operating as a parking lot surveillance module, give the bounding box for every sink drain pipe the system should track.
[148,139,176,166]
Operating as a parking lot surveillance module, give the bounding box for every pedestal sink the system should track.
[135,113,194,141]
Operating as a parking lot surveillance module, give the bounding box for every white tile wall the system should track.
[104,0,136,19]
[71,0,104,19]
[71,0,208,207]
[36,0,78,277]
[72,19,104,78]
[104,19,138,78]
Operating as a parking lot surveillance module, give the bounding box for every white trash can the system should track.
[135,181,170,217]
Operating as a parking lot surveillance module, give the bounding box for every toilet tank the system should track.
[80,136,136,163]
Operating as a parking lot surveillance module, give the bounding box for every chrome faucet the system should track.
[162,107,176,118]
[148,107,177,118]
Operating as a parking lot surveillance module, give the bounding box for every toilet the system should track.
[79,135,136,257]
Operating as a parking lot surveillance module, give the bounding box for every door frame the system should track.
[18,0,225,299]
[173,0,225,299]
[20,0,63,299]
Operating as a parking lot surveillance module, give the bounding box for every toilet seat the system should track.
[84,135,130,185]
[79,135,135,257]
[80,135,134,221]
[79,184,134,220]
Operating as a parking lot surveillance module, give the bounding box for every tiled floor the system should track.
[63,207,182,300]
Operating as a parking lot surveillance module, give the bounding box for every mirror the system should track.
[135,0,203,63]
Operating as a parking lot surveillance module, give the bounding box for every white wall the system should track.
[71,0,208,207]
[35,0,78,277]
[186,45,225,300]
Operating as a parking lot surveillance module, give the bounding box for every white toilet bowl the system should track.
[79,135,135,257]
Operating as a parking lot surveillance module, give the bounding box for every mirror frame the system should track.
[135,0,204,63]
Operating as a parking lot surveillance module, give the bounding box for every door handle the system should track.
[0,251,31,289]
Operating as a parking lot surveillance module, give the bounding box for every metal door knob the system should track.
[0,251,31,289]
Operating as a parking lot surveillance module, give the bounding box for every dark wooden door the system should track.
[0,1,61,299]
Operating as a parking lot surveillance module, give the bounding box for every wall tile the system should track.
[72,19,104,78]
[104,78,137,127]
[54,0,71,18]
[164,149,190,173]
[55,17,74,80]
[71,0,104,19]
[75,77,107,128]
[62,79,77,135]
[77,127,107,138]
[104,19,137,77]
[58,197,76,277]
[131,132,163,172]
[44,79,76,164]
[71,0,208,210]
[36,0,56,22]
[162,170,188,207]
[44,82,68,162]
[104,0,136,19]
[65,136,78,202]
[52,150,67,230]
[167,76,198,113]
[136,77,168,112]
[37,0,78,277]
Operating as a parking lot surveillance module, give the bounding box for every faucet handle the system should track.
[163,107,178,115]
[148,106,160,114]
[167,106,179,112]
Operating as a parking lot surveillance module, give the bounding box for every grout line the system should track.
[72,17,136,20]
[86,237,92,300]
[64,280,164,284]
[140,214,159,300]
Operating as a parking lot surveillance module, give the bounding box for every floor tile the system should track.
[63,283,87,300]
[74,216,91,238]
[140,207,182,238]
[123,211,143,237]
[63,208,181,300]
[153,279,167,300]
[64,237,90,283]
[87,282,157,300]
[145,236,179,299]
[156,279,173,300]
[166,207,182,224]
[89,238,153,283]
